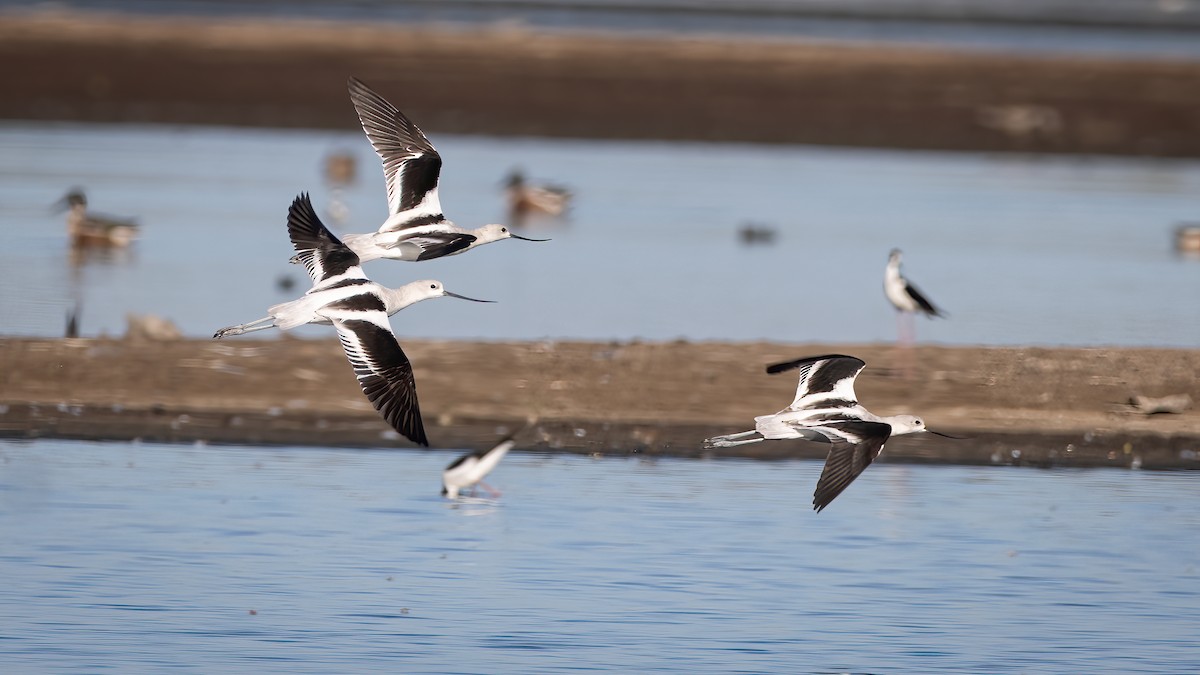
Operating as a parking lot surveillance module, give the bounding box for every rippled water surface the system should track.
[1,122,1198,347]
[1,439,1198,672]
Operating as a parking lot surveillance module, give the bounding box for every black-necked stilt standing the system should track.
[54,188,139,247]
[503,168,572,221]
[324,78,549,263]
[442,433,517,498]
[884,248,944,346]
[704,354,955,511]
[215,193,493,447]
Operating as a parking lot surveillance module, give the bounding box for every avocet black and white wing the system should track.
[329,314,428,447]
[810,420,892,512]
[347,77,445,231]
[286,193,365,286]
[397,232,478,261]
[767,354,867,411]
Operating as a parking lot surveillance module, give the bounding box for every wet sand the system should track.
[2,10,1200,156]
[1,337,1197,469]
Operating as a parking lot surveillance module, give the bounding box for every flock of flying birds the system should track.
[216,76,955,510]
[212,77,552,498]
[63,75,952,510]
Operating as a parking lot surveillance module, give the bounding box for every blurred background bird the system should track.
[54,188,139,248]
[503,167,572,222]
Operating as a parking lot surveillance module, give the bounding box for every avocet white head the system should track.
[703,354,956,512]
[213,193,494,447]
[327,77,549,264]
[442,434,516,499]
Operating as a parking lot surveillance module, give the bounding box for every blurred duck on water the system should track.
[504,168,572,220]
[54,188,139,247]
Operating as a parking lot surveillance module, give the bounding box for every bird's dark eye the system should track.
[501,227,508,233]
[430,284,437,289]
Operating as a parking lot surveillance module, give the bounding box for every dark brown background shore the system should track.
[2,10,1200,156]
[1,337,1197,469]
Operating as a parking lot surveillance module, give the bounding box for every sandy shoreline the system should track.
[1,337,1197,468]
[2,10,1200,156]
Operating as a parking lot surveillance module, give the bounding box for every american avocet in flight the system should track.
[885,248,944,344]
[703,354,955,512]
[325,77,549,263]
[503,168,572,220]
[215,193,493,446]
[214,195,492,340]
[54,188,139,247]
[442,433,517,498]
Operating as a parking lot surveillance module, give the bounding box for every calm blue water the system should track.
[1,439,1197,672]
[1,121,1198,347]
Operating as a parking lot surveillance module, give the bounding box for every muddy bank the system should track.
[2,10,1200,156]
[1,337,1197,469]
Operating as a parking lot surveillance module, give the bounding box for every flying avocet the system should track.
[326,77,548,263]
[703,354,955,512]
[215,193,493,446]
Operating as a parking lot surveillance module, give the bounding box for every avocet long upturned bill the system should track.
[326,77,549,263]
[703,354,956,512]
[214,193,493,447]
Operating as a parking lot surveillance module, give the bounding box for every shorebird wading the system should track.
[54,188,139,247]
[442,434,516,498]
[323,77,548,263]
[214,193,493,446]
[703,354,955,511]
[885,248,944,344]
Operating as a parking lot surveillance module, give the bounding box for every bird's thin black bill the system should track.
[445,291,496,303]
[510,234,551,242]
[929,430,967,439]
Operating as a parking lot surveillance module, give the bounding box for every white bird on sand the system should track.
[324,77,549,263]
[442,433,516,498]
[703,354,955,512]
[215,193,493,446]
[884,248,945,345]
